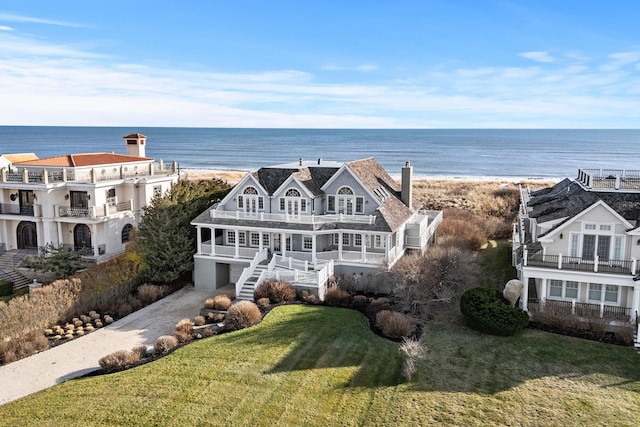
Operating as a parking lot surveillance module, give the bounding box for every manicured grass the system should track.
[0,305,638,426]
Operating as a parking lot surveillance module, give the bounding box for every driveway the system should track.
[0,285,209,406]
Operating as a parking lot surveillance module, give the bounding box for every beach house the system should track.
[191,157,442,300]
[0,134,179,263]
[513,169,640,335]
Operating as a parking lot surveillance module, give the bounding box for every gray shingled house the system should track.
[191,158,442,300]
[514,169,640,344]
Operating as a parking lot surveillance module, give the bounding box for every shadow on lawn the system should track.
[223,305,404,388]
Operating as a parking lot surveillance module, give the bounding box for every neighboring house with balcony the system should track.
[191,158,442,300]
[513,169,640,332]
[0,134,179,262]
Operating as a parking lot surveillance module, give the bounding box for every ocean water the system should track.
[0,127,638,180]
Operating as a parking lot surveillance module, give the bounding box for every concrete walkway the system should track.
[0,286,210,406]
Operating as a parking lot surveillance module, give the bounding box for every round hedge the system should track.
[460,287,529,336]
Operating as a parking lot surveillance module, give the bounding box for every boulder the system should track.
[503,279,524,307]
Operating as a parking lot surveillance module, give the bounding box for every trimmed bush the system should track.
[213,294,232,311]
[226,301,262,331]
[254,280,295,304]
[324,284,353,307]
[174,318,193,343]
[375,310,415,338]
[194,315,206,326]
[154,335,178,354]
[460,287,529,336]
[256,297,270,309]
[204,297,215,310]
[0,280,13,297]
[207,312,224,323]
[98,349,141,370]
[136,283,168,305]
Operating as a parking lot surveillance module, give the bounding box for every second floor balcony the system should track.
[0,203,42,217]
[521,248,638,276]
[57,199,133,219]
[208,207,376,226]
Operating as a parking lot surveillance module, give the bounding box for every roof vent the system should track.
[299,157,303,166]
[317,158,322,165]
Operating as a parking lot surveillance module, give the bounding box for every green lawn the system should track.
[0,305,638,426]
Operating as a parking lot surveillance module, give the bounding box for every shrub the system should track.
[137,283,169,305]
[460,287,529,336]
[174,318,193,343]
[254,280,296,304]
[226,301,262,330]
[204,298,215,310]
[98,349,142,370]
[324,284,352,307]
[256,297,270,309]
[353,295,368,310]
[115,301,133,318]
[194,315,206,326]
[207,312,225,323]
[213,294,232,311]
[375,310,415,338]
[400,337,426,381]
[0,280,13,297]
[154,335,178,354]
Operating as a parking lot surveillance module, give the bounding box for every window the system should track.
[284,188,305,215]
[244,186,258,195]
[342,233,350,246]
[354,234,362,247]
[333,233,340,246]
[106,188,116,206]
[614,236,624,259]
[355,197,364,213]
[226,230,236,245]
[549,280,563,297]
[588,283,602,301]
[582,235,596,260]
[565,281,578,299]
[599,224,612,231]
[596,235,611,260]
[605,285,618,303]
[237,195,244,209]
[250,232,260,247]
[374,234,384,248]
[280,198,285,211]
[328,195,335,212]
[569,233,579,257]
[336,187,355,214]
[153,185,162,197]
[238,232,246,245]
[121,224,133,244]
[303,236,313,251]
[241,187,262,213]
[262,234,270,247]
[584,224,597,230]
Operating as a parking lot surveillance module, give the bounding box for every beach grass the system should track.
[0,304,638,426]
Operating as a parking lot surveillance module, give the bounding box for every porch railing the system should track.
[0,203,41,217]
[235,249,268,297]
[528,298,632,321]
[209,208,376,225]
[524,250,636,275]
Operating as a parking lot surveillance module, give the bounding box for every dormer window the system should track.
[280,188,306,215]
[238,186,263,212]
[328,186,364,215]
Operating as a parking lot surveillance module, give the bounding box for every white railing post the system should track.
[632,258,637,275]
[523,246,528,266]
[599,303,604,318]
[594,255,599,272]
[571,300,576,315]
[558,253,562,269]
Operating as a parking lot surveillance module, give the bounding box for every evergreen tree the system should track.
[137,179,232,283]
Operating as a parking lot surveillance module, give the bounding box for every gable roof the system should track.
[255,165,341,196]
[14,153,153,167]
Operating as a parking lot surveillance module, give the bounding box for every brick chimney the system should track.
[401,161,413,208]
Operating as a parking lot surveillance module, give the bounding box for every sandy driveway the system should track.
[0,286,209,406]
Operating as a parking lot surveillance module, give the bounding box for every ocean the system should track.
[0,127,638,180]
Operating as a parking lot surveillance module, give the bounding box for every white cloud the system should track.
[0,12,86,28]
[518,51,555,63]
[321,63,378,72]
[0,25,13,31]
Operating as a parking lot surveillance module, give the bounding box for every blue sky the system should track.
[1,1,639,128]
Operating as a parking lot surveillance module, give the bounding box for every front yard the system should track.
[0,304,637,426]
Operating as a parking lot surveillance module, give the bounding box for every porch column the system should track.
[35,221,43,250]
[259,231,263,253]
[338,232,343,261]
[520,274,529,311]
[385,234,391,264]
[281,232,286,257]
[632,285,640,322]
[540,278,548,307]
[360,233,366,262]
[311,234,317,265]
[56,222,63,246]
[196,225,202,255]
[210,227,215,255]
[234,230,239,258]
[92,224,98,257]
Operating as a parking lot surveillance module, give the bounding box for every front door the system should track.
[16,221,37,249]
[73,224,91,252]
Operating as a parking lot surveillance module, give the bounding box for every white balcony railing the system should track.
[56,199,133,219]
[209,209,376,225]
